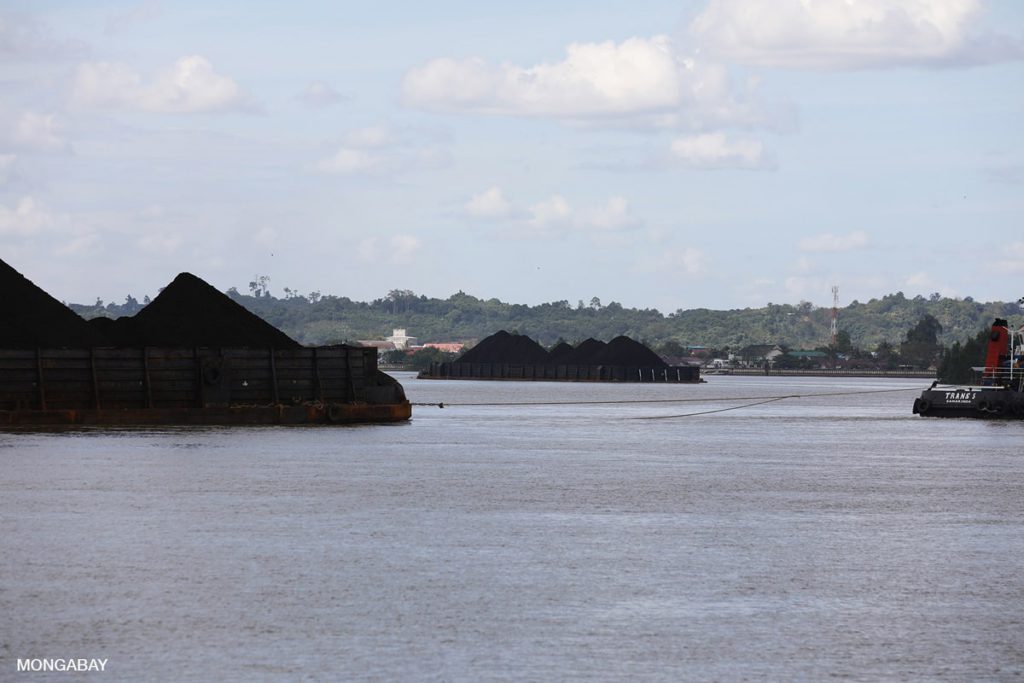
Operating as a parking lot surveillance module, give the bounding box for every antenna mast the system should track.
[830,285,839,347]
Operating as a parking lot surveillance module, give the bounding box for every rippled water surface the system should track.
[2,374,1023,681]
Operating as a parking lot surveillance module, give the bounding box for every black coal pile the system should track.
[587,335,668,368]
[556,338,607,365]
[454,331,669,368]
[456,330,550,364]
[99,272,301,349]
[1,258,108,348]
[547,341,574,364]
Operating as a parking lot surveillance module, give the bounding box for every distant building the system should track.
[386,328,417,350]
[422,342,464,354]
[739,344,784,366]
[356,340,397,354]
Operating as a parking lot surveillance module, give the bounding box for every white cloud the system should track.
[904,271,932,288]
[464,187,511,219]
[0,196,61,236]
[798,230,869,252]
[72,56,253,113]
[0,11,85,60]
[670,133,774,170]
[579,195,638,232]
[296,80,347,108]
[316,124,450,176]
[689,0,1023,69]
[356,234,422,264]
[104,1,161,35]
[56,233,101,257]
[388,234,421,264]
[993,242,1024,275]
[639,247,710,277]
[401,36,778,129]
[903,271,958,297]
[316,147,381,174]
[528,195,573,231]
[357,237,378,262]
[0,154,16,183]
[137,231,183,254]
[520,194,641,238]
[12,112,67,151]
[343,125,395,148]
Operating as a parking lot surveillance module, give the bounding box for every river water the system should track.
[2,373,1022,681]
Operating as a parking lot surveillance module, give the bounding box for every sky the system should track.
[1,0,1022,313]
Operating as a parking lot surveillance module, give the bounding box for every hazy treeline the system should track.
[70,287,1019,353]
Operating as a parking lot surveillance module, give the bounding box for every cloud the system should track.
[527,195,573,231]
[137,231,183,254]
[388,234,421,264]
[296,80,348,108]
[983,163,1024,185]
[579,195,639,232]
[0,196,65,237]
[670,133,775,170]
[356,234,422,264]
[56,233,101,257]
[993,242,1024,275]
[316,148,381,174]
[521,194,640,238]
[401,35,781,130]
[637,247,710,277]
[689,0,1024,69]
[343,125,395,148]
[316,124,450,176]
[11,112,68,151]
[0,154,16,183]
[104,1,161,35]
[464,187,511,219]
[71,56,254,113]
[0,10,86,60]
[798,230,869,252]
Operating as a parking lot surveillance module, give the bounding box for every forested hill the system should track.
[70,288,1021,351]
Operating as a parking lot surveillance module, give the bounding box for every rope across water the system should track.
[409,386,924,418]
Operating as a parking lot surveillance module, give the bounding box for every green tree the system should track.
[937,329,988,384]
[900,314,942,369]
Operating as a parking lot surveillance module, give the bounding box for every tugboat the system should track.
[913,317,1024,418]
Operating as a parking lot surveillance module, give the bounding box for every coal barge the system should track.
[913,317,1023,419]
[1,260,410,427]
[419,330,701,383]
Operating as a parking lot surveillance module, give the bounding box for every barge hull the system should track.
[0,346,410,427]
[0,402,411,427]
[420,361,701,383]
[913,387,1024,419]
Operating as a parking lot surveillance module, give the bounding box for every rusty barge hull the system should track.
[0,346,410,428]
[0,403,410,427]
[419,361,701,383]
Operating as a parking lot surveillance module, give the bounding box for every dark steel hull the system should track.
[913,386,1024,419]
[1,346,411,428]
[0,401,412,427]
[420,361,701,383]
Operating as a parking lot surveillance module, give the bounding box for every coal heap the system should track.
[0,258,108,348]
[547,341,574,364]
[587,335,668,368]
[456,330,550,364]
[101,272,301,349]
[557,338,607,365]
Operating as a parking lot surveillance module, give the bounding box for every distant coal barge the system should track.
[419,331,701,383]
[1,259,410,427]
[913,317,1024,419]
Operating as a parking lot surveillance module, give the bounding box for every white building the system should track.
[386,328,418,350]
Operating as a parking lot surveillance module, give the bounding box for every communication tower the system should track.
[830,285,839,347]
